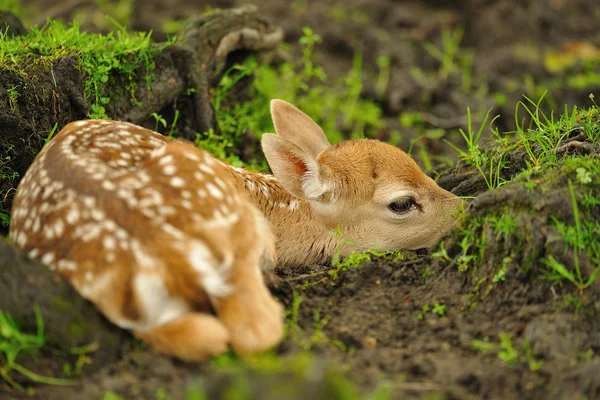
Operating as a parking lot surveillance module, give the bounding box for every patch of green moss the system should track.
[0,19,174,119]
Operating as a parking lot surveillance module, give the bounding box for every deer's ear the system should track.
[261,134,332,201]
[270,99,331,158]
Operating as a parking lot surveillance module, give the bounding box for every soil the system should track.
[2,1,600,399]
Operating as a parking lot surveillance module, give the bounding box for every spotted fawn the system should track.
[9,99,461,361]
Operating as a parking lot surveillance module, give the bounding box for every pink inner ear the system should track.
[283,151,307,175]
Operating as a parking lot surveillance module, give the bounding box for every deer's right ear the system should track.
[261,134,333,202]
[270,99,331,158]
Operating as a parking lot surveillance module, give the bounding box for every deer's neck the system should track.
[226,165,337,267]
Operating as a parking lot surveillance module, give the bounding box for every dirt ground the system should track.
[4,0,600,399]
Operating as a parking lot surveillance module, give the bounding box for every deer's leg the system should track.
[134,312,230,362]
[213,209,284,355]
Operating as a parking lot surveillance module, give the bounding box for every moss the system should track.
[0,19,175,119]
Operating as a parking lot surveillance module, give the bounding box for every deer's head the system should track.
[261,99,462,254]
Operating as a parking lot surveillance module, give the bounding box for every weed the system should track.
[6,84,19,113]
[445,106,507,189]
[576,167,593,184]
[151,112,167,132]
[578,349,594,363]
[432,303,447,318]
[523,341,544,371]
[497,332,519,365]
[168,109,180,138]
[542,180,600,291]
[208,25,384,172]
[472,333,543,370]
[492,260,508,283]
[0,305,77,390]
[285,291,303,339]
[423,26,465,82]
[418,303,447,320]
[42,123,59,149]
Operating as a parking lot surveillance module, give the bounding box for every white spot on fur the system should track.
[131,273,191,332]
[102,180,116,191]
[163,165,176,175]
[199,164,214,174]
[57,260,77,271]
[28,248,39,259]
[103,236,116,250]
[206,183,223,199]
[170,177,185,187]
[66,208,80,224]
[41,252,55,265]
[187,242,233,298]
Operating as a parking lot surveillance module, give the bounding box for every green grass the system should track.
[542,179,600,291]
[0,305,78,390]
[433,101,600,305]
[199,26,384,170]
[0,19,174,119]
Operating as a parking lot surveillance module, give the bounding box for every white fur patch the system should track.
[187,242,233,298]
[301,158,329,200]
[131,273,190,332]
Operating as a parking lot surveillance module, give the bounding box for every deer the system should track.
[9,99,462,362]
[228,99,463,266]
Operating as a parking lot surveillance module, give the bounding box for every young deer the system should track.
[9,99,461,361]
[228,100,463,267]
[9,120,284,362]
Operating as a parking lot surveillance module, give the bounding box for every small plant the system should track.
[418,303,447,320]
[168,109,180,137]
[42,123,59,149]
[523,341,544,372]
[151,112,167,132]
[285,291,303,339]
[6,84,19,113]
[576,167,593,184]
[497,332,519,365]
[432,303,447,318]
[542,180,600,291]
[472,333,543,370]
[0,305,77,390]
[445,107,507,190]
[492,261,508,283]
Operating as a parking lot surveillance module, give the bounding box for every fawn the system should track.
[9,99,461,361]
[230,100,463,266]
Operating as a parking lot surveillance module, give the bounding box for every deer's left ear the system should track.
[261,134,333,201]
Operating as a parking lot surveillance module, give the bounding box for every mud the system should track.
[2,0,600,399]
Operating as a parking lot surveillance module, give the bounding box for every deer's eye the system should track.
[388,198,417,214]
